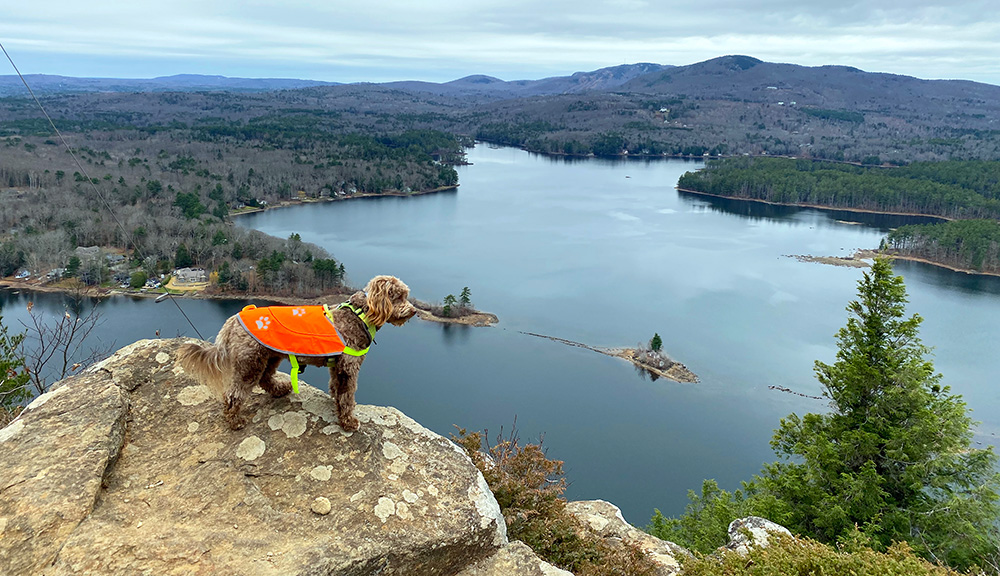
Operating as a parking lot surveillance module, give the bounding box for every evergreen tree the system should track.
[443,294,457,317]
[650,333,663,352]
[217,261,232,286]
[0,316,30,411]
[760,258,1000,569]
[174,244,193,268]
[0,242,25,277]
[65,255,81,277]
[459,286,472,309]
[129,270,147,289]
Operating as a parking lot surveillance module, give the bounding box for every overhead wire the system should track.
[1,40,204,339]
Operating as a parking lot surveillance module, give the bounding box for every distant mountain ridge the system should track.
[4,56,1000,163]
[377,63,670,99]
[0,63,671,99]
[619,55,1000,110]
[0,74,340,96]
[444,63,671,95]
[3,58,998,104]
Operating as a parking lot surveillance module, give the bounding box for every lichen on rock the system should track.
[724,516,792,555]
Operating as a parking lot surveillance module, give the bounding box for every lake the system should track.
[5,144,1000,527]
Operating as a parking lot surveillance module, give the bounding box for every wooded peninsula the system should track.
[679,157,1000,273]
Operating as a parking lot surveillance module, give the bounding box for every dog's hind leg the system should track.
[223,385,249,430]
[258,356,292,398]
[225,355,268,430]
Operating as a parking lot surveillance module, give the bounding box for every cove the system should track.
[6,144,1000,528]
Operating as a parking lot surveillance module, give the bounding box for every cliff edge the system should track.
[0,338,517,575]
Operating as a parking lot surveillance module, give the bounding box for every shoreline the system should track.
[675,187,954,222]
[885,254,1000,278]
[677,188,1000,278]
[480,139,708,162]
[789,249,1000,278]
[229,185,459,218]
[519,331,698,384]
[0,280,500,326]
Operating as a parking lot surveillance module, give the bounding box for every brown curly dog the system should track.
[178,275,416,431]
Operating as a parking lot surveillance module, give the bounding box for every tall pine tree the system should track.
[761,258,1000,569]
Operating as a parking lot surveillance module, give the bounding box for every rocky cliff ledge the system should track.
[0,338,541,576]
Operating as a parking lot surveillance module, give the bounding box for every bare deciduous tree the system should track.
[19,285,114,395]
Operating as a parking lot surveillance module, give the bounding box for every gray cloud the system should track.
[1,0,998,85]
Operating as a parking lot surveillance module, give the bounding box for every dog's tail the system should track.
[177,341,229,398]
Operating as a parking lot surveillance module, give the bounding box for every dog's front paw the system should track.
[227,415,247,430]
[267,374,293,398]
[339,416,360,432]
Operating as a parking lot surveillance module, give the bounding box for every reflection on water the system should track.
[677,190,946,232]
[529,152,705,169]
[439,323,474,346]
[632,363,660,382]
[893,260,1000,296]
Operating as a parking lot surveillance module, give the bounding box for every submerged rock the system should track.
[0,338,507,576]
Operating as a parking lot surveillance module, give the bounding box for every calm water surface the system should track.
[6,145,1000,526]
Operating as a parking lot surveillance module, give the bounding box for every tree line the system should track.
[475,122,725,158]
[678,157,1000,219]
[887,219,1000,273]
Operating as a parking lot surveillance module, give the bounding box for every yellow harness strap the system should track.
[325,303,376,356]
[288,354,300,394]
[284,302,376,394]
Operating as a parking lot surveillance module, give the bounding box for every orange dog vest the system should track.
[238,305,349,357]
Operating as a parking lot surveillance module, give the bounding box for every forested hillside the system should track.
[464,55,1000,163]
[0,98,463,296]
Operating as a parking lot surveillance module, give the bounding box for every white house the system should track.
[173,268,208,285]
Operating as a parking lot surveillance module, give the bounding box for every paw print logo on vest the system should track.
[292,307,306,317]
[256,316,271,330]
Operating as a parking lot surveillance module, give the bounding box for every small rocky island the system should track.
[612,347,699,383]
[413,302,499,327]
[521,332,698,383]
[787,249,879,269]
[411,289,499,327]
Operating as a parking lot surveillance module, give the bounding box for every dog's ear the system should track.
[365,276,396,328]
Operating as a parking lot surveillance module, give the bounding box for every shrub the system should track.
[129,270,148,289]
[679,533,963,576]
[453,426,658,575]
[0,315,30,426]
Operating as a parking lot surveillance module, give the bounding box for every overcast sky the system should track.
[3,1,999,86]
